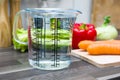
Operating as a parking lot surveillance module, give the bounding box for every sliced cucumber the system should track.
[31,29,71,39]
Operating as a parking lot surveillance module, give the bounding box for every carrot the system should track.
[87,43,120,55]
[78,40,120,50]
[78,40,94,50]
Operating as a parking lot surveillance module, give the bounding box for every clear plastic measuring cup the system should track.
[13,8,81,70]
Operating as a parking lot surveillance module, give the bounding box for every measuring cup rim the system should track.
[25,8,82,14]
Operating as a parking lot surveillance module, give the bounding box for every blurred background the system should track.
[0,0,120,48]
[91,0,120,30]
[13,0,120,29]
[20,0,93,24]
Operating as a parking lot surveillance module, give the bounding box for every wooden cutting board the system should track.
[71,49,120,68]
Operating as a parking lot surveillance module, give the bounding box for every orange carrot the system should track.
[87,43,120,55]
[78,40,94,50]
[78,40,120,50]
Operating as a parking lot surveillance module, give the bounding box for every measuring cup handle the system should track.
[13,10,27,45]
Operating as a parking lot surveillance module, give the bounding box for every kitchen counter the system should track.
[0,48,120,80]
[0,31,120,80]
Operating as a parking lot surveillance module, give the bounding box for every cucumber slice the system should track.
[31,29,71,39]
[32,38,71,51]
[32,38,70,46]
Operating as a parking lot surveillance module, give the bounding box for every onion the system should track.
[96,16,118,40]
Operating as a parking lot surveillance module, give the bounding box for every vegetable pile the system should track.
[13,28,71,52]
[96,16,118,40]
[13,16,119,53]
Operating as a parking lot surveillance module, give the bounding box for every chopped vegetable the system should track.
[13,28,71,52]
[96,16,118,40]
[31,29,71,39]
[32,38,70,50]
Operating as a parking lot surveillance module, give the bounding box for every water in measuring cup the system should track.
[29,55,71,70]
[28,17,74,70]
[28,46,71,70]
[29,60,71,70]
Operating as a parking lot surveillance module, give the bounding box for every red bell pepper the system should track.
[72,23,97,49]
